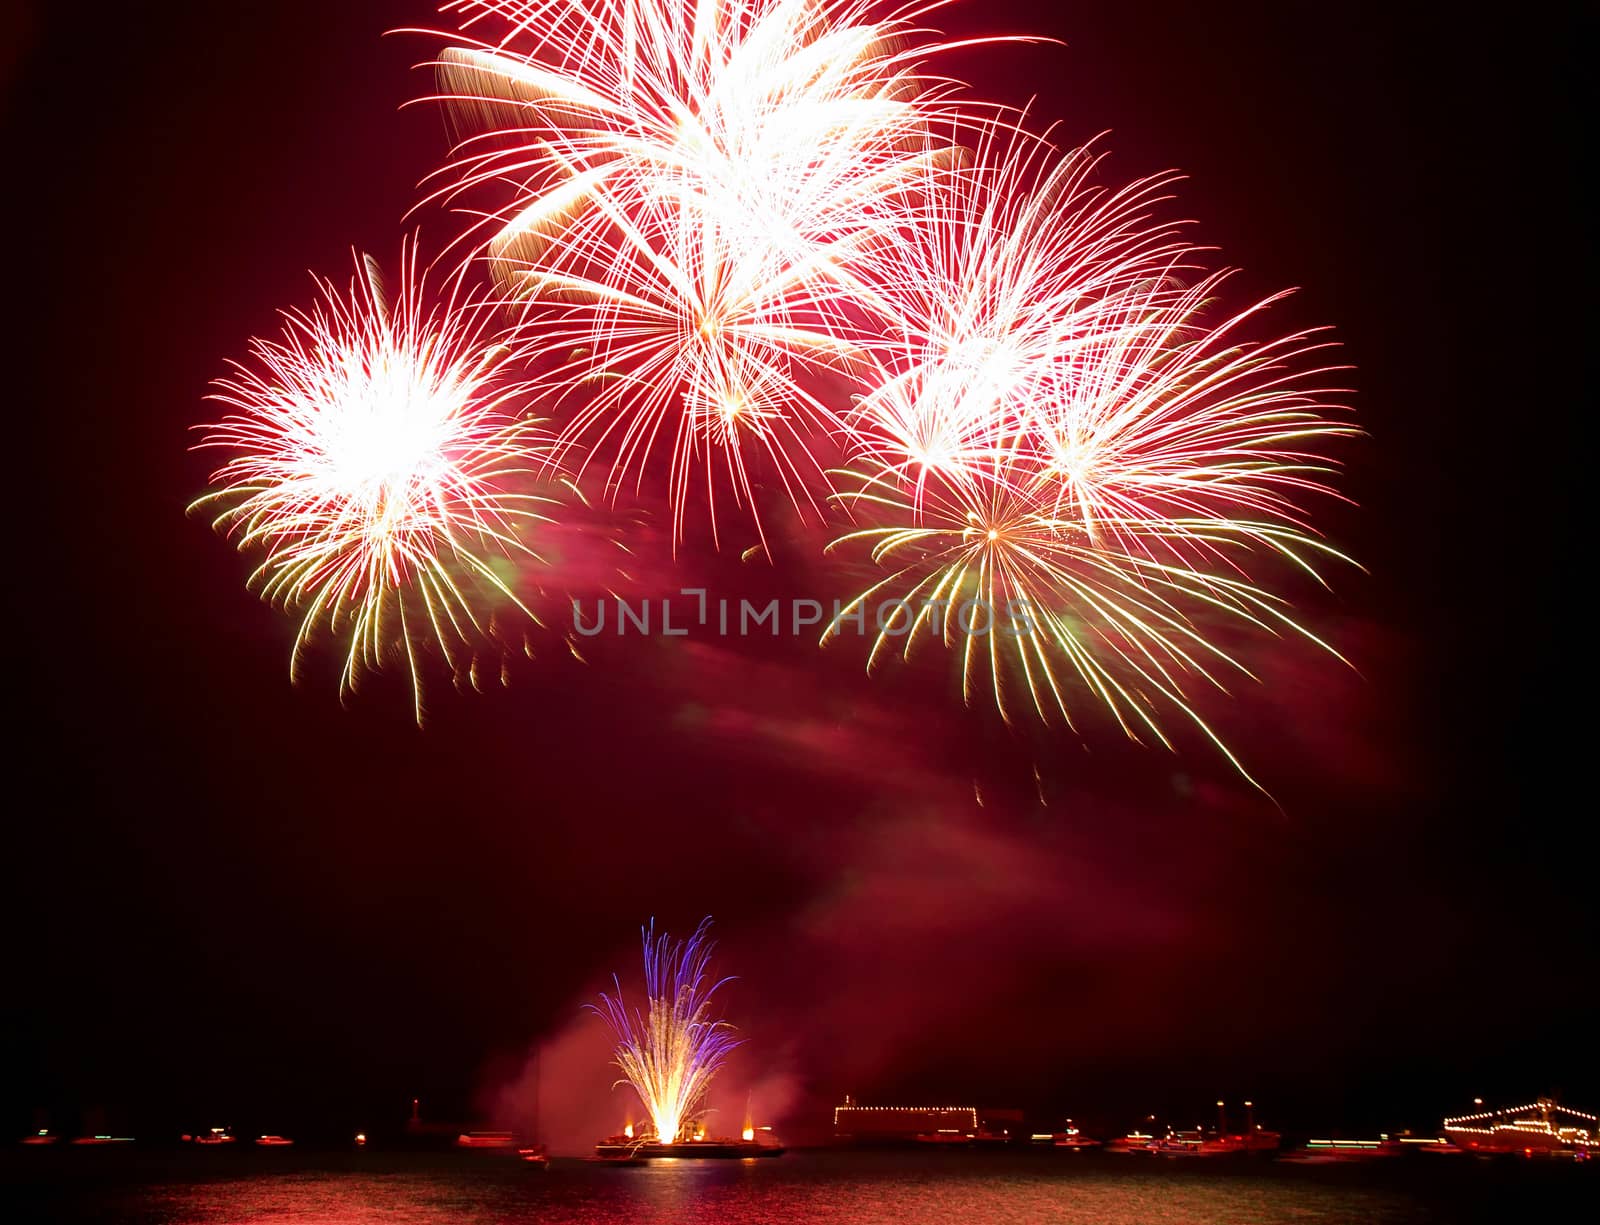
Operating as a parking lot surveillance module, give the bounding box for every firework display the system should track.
[842,132,1193,502]
[824,132,1356,781]
[592,918,743,1145]
[191,242,558,722]
[191,0,1357,774]
[424,0,984,547]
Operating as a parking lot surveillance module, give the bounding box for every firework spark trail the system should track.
[825,140,1359,785]
[844,131,1196,503]
[826,450,1351,789]
[418,0,1003,549]
[592,918,742,1145]
[190,241,560,722]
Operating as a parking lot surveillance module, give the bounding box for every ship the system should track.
[834,1100,978,1145]
[1443,1098,1596,1158]
[833,1100,1023,1147]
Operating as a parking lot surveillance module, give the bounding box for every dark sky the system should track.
[5,1,1591,1148]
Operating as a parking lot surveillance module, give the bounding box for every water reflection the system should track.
[5,1149,1587,1224]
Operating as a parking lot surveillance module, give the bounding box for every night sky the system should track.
[5,1,1591,1149]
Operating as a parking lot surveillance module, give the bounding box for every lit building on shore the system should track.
[833,1097,1024,1144]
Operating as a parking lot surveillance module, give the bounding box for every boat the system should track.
[1151,1129,1229,1157]
[913,1130,972,1147]
[70,1135,135,1146]
[1443,1098,1596,1158]
[518,1144,550,1167]
[255,1135,294,1147]
[1280,1138,1405,1164]
[1396,1136,1463,1155]
[1105,1130,1157,1154]
[456,1131,519,1150]
[594,1134,784,1159]
[1152,1128,1282,1158]
[973,1129,1017,1147]
[1151,1102,1280,1158]
[1053,1134,1101,1150]
[1049,1120,1101,1151]
[191,1128,237,1146]
[21,1130,60,1146]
